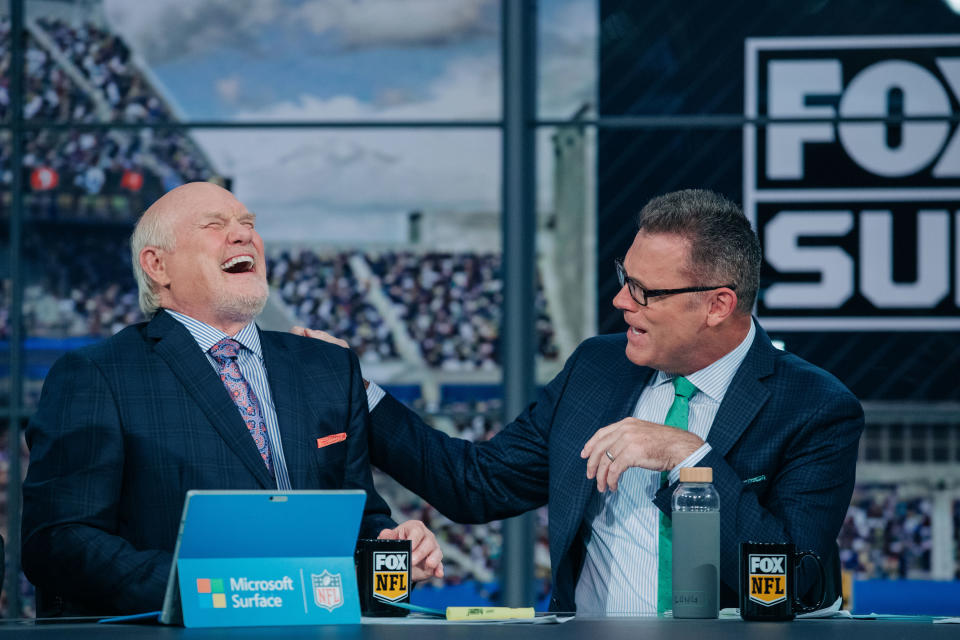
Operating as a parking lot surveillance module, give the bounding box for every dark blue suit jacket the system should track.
[368,325,863,612]
[22,310,394,616]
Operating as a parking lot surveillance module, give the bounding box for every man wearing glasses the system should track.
[298,188,863,616]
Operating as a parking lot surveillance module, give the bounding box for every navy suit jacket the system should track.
[22,310,394,616]
[368,325,863,612]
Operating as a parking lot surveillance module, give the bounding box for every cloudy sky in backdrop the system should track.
[102,0,597,242]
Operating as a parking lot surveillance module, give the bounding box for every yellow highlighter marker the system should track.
[380,601,537,621]
[445,607,536,621]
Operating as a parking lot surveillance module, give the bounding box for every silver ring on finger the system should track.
[605,450,615,463]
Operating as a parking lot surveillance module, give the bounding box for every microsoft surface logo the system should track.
[196,578,227,609]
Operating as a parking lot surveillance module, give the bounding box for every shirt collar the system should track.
[165,309,262,359]
[651,318,756,403]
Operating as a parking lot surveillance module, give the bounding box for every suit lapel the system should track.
[147,311,274,489]
[260,331,312,489]
[706,323,775,458]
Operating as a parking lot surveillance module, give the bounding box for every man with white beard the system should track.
[22,182,442,618]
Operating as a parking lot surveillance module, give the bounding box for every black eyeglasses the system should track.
[615,259,736,306]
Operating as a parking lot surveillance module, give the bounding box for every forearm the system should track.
[23,525,171,614]
[368,394,549,523]
[365,343,589,523]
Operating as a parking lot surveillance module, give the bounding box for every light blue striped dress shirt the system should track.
[575,320,756,615]
[166,310,293,491]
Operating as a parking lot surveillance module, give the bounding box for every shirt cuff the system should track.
[668,442,713,485]
[366,381,386,412]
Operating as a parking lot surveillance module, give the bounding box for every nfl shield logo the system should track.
[311,570,344,611]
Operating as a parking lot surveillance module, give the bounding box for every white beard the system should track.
[213,281,269,325]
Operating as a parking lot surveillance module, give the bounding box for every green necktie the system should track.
[657,375,698,616]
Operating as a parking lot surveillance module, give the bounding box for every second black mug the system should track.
[739,541,826,621]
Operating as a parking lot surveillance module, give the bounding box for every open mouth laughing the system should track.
[220,255,256,274]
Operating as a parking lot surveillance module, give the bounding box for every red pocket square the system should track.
[317,432,347,448]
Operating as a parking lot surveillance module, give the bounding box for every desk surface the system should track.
[0,618,956,639]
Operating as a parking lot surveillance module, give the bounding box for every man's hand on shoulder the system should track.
[378,520,444,582]
[291,327,369,389]
[580,418,704,492]
[291,326,350,349]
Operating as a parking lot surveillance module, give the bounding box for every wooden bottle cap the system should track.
[678,467,713,483]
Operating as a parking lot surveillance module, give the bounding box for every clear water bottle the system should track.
[671,467,720,618]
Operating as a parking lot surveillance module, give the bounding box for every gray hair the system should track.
[636,189,760,314]
[130,209,176,317]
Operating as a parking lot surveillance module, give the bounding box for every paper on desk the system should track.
[849,613,945,622]
[801,610,852,619]
[933,618,960,624]
[798,596,846,618]
[718,608,852,619]
[493,615,572,624]
[718,596,848,620]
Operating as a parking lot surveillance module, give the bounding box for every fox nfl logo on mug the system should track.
[748,554,787,606]
[372,551,409,603]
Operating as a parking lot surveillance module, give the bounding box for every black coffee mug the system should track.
[739,542,826,621]
[354,538,411,617]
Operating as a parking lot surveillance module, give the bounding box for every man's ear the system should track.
[705,288,738,328]
[140,247,171,288]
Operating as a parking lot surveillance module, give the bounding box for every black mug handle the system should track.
[792,550,826,614]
